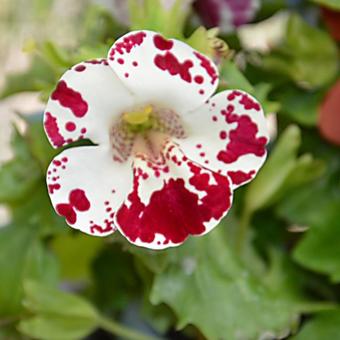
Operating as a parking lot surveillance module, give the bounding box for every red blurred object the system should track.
[321,7,340,41]
[194,0,259,33]
[319,79,340,146]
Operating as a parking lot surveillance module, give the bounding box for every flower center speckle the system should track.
[110,104,186,163]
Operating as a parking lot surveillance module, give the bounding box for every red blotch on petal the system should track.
[116,161,231,246]
[69,189,91,211]
[154,52,193,83]
[217,110,267,164]
[193,52,218,85]
[109,31,147,59]
[74,65,86,72]
[227,170,255,186]
[44,112,65,147]
[239,94,261,111]
[65,121,76,132]
[51,80,88,118]
[153,34,174,50]
[194,75,204,84]
[90,223,114,234]
[48,183,61,194]
[56,203,77,224]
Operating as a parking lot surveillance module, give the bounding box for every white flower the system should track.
[44,30,268,249]
[238,11,290,53]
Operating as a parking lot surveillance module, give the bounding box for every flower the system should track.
[44,30,268,249]
[194,0,260,33]
[237,11,290,53]
[321,7,340,42]
[318,79,340,146]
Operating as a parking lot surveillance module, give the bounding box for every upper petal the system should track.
[115,141,233,250]
[47,145,132,236]
[107,30,219,113]
[44,59,134,148]
[176,90,269,188]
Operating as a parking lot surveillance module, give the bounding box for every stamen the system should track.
[111,104,187,163]
[123,105,153,125]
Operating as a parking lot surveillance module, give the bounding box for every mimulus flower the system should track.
[44,30,268,249]
[194,0,260,33]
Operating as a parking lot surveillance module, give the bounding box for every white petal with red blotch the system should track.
[47,145,132,236]
[114,141,233,250]
[107,30,219,113]
[176,90,269,189]
[44,59,134,148]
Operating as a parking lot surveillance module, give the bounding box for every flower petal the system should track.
[107,30,219,113]
[177,90,269,188]
[115,141,233,249]
[47,145,132,236]
[44,59,134,148]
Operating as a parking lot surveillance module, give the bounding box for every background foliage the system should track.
[0,0,340,339]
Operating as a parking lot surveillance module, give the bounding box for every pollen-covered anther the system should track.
[123,105,153,125]
[110,104,187,162]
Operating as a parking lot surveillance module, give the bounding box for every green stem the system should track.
[98,316,161,340]
[235,209,252,254]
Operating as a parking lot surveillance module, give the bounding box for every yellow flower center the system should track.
[123,105,153,125]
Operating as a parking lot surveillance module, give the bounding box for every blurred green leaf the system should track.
[0,127,41,204]
[0,224,58,316]
[220,60,254,93]
[0,55,55,99]
[19,316,97,340]
[92,244,142,311]
[40,41,72,69]
[185,26,216,56]
[51,233,103,282]
[262,14,338,89]
[277,179,340,227]
[19,281,98,340]
[244,125,324,214]
[273,85,325,126]
[21,113,58,170]
[150,228,324,340]
[293,211,340,282]
[293,310,340,340]
[128,0,191,39]
[253,83,281,114]
[270,154,325,203]
[311,0,340,10]
[244,125,300,213]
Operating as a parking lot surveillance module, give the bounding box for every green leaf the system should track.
[293,211,340,282]
[0,55,55,99]
[0,224,58,316]
[19,315,97,340]
[23,280,98,318]
[273,85,325,126]
[19,281,98,340]
[244,125,301,213]
[270,154,325,203]
[92,244,142,311]
[21,113,58,170]
[293,310,340,340]
[128,0,191,39]
[244,125,324,214]
[311,0,340,10]
[0,127,41,204]
[40,41,72,69]
[262,14,338,89]
[150,228,322,340]
[219,60,254,93]
[253,83,281,114]
[51,233,103,281]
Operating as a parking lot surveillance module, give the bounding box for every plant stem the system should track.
[235,209,252,254]
[98,316,161,340]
